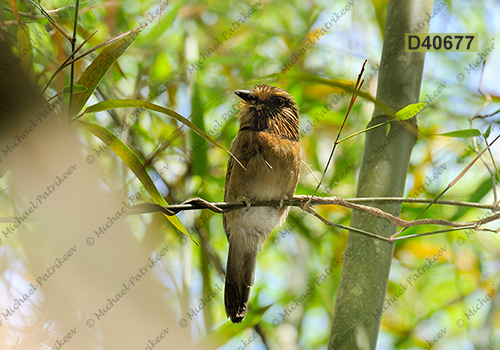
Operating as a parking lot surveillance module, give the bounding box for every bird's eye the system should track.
[276,97,286,108]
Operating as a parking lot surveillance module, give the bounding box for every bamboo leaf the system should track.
[146,1,183,40]
[370,0,387,34]
[71,34,136,115]
[395,102,427,119]
[82,99,244,169]
[449,178,492,221]
[63,84,87,94]
[28,0,71,40]
[200,304,272,349]
[438,129,482,138]
[337,120,392,144]
[191,83,209,176]
[293,72,394,116]
[77,120,191,239]
[484,124,492,139]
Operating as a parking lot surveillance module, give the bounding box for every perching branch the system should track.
[126,195,500,242]
[127,195,498,215]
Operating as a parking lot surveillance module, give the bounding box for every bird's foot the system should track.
[243,197,251,208]
[180,197,224,213]
[279,195,289,209]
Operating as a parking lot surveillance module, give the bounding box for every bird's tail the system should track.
[225,235,259,324]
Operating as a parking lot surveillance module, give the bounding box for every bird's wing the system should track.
[224,151,235,202]
[223,132,257,238]
[223,135,238,238]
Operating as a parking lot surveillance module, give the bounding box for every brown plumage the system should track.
[224,84,301,323]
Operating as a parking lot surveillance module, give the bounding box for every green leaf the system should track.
[386,123,391,135]
[438,129,482,138]
[77,120,191,239]
[71,34,136,115]
[370,0,387,34]
[63,84,88,94]
[449,178,492,222]
[145,1,183,41]
[28,0,58,27]
[395,103,427,119]
[82,99,244,169]
[201,304,272,349]
[484,124,492,139]
[337,120,392,144]
[294,72,393,116]
[191,82,209,176]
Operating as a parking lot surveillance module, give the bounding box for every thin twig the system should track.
[392,226,476,241]
[305,210,481,242]
[9,195,499,241]
[304,206,391,242]
[307,59,367,204]
[42,30,97,94]
[43,26,144,94]
[471,123,497,204]
[471,61,499,205]
[28,0,72,41]
[345,197,497,210]
[336,119,392,144]
[482,133,500,206]
[390,133,500,240]
[124,195,500,241]
[124,195,499,215]
[68,0,80,120]
[64,25,145,67]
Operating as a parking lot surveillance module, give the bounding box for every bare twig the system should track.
[307,59,367,205]
[44,26,146,95]
[123,195,500,243]
[7,195,498,241]
[304,206,391,242]
[68,0,80,120]
[64,25,146,67]
[470,122,498,204]
[390,133,500,240]
[470,60,499,204]
[125,195,499,215]
[43,30,97,94]
[28,0,72,41]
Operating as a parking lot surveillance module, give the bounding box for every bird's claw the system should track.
[181,197,224,213]
[242,197,251,208]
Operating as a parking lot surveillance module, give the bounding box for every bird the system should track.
[223,84,301,323]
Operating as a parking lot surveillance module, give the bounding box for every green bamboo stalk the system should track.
[328,0,433,349]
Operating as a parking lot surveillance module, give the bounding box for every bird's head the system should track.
[235,84,300,141]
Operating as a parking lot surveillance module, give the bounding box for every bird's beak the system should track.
[234,89,255,102]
